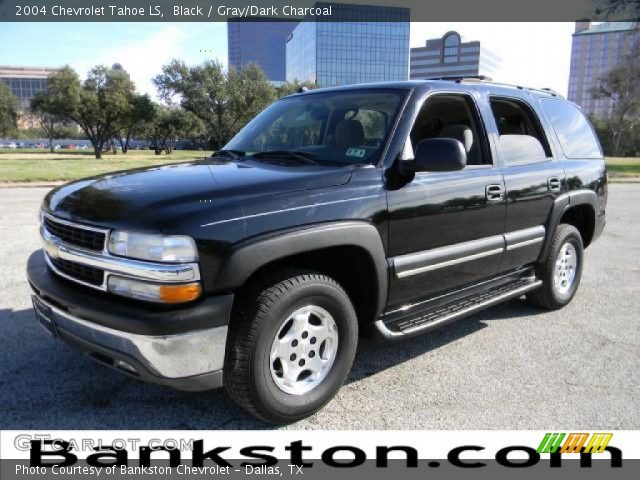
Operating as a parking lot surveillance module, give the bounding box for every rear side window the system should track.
[541,99,602,159]
[489,97,553,166]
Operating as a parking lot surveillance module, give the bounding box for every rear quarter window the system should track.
[540,99,602,159]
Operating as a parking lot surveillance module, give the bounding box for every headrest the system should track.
[335,119,365,148]
[438,124,473,153]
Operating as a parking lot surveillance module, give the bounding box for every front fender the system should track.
[211,221,389,319]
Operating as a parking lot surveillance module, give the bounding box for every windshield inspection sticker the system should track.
[346,148,366,158]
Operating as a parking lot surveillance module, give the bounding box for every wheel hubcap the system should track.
[270,305,338,395]
[553,242,578,295]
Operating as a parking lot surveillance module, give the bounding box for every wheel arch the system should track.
[213,222,389,323]
[540,190,598,262]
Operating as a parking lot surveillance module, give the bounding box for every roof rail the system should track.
[539,87,561,97]
[425,76,565,98]
[429,75,493,82]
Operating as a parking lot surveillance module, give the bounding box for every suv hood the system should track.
[43,159,353,230]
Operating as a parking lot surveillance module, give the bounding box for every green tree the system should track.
[153,60,276,149]
[38,65,136,159]
[30,91,66,152]
[115,93,155,153]
[594,0,640,19]
[592,50,640,156]
[0,82,18,137]
[145,105,204,154]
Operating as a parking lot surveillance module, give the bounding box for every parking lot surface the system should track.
[1,184,638,429]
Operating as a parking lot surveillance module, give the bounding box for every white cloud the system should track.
[410,22,575,96]
[72,23,228,99]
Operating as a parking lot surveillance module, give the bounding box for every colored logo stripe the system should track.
[537,433,566,453]
[584,433,613,453]
[537,433,613,454]
[560,433,589,453]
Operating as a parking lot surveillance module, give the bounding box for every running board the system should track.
[375,278,542,339]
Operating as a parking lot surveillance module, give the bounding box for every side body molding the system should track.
[539,189,598,262]
[213,222,389,319]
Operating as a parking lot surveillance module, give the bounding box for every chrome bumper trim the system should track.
[40,226,200,290]
[34,295,227,379]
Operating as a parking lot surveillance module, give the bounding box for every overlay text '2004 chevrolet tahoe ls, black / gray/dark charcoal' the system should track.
[27,78,607,423]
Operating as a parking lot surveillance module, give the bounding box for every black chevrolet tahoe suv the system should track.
[27,79,607,423]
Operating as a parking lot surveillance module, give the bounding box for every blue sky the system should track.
[0,22,574,98]
[0,22,229,97]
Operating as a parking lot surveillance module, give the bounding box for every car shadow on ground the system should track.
[0,299,542,430]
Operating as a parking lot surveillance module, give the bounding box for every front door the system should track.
[386,92,506,309]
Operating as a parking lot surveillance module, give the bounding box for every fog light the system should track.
[107,276,201,303]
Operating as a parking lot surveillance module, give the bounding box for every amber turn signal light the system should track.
[159,283,202,303]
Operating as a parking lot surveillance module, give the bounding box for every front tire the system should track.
[526,223,584,310]
[224,270,358,423]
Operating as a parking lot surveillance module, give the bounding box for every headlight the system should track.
[108,231,198,262]
[107,276,202,303]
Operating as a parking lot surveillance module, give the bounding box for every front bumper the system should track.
[27,250,233,391]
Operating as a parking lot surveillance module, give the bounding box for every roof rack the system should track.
[429,75,493,82]
[540,87,560,97]
[427,76,564,98]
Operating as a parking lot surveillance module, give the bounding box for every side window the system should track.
[541,99,602,159]
[410,94,491,166]
[490,97,552,166]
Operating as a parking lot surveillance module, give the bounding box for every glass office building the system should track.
[0,66,59,111]
[568,21,639,118]
[228,20,298,82]
[286,3,410,87]
[410,31,500,80]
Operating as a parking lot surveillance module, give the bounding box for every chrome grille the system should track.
[43,214,106,251]
[49,257,105,286]
[40,212,201,293]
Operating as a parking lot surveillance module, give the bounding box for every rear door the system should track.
[487,94,565,272]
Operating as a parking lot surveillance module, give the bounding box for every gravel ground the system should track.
[0,185,638,430]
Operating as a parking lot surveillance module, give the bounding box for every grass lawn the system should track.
[0,149,638,183]
[0,149,210,182]
[605,157,640,178]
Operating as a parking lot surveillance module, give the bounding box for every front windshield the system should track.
[224,89,407,165]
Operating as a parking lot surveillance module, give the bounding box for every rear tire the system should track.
[526,223,583,310]
[224,269,358,424]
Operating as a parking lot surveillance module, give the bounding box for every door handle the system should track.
[547,176,561,192]
[485,184,504,202]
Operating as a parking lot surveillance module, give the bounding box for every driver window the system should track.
[410,94,490,166]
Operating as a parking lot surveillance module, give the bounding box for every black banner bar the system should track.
[1,0,638,22]
[0,459,635,480]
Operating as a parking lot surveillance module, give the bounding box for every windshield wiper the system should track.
[211,149,244,159]
[250,150,319,166]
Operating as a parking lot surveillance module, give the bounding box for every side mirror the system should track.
[407,138,467,173]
